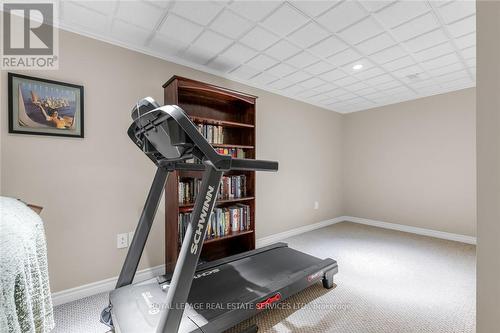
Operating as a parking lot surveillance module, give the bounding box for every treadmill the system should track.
[101,97,338,333]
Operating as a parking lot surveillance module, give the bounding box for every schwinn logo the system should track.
[193,268,220,279]
[190,185,215,254]
[1,1,59,69]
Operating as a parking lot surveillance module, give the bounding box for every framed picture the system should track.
[8,73,84,138]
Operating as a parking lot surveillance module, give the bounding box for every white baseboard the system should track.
[342,216,477,245]
[256,217,345,248]
[52,215,475,306]
[51,264,165,306]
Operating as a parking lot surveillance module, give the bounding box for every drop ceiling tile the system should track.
[334,76,359,86]
[377,79,402,90]
[61,1,108,33]
[439,1,476,24]
[269,79,294,90]
[284,70,311,83]
[299,77,326,89]
[383,56,415,71]
[159,15,203,44]
[111,19,150,45]
[267,63,297,77]
[353,67,385,80]
[296,89,322,99]
[245,54,279,71]
[355,86,378,95]
[454,32,475,49]
[76,1,116,15]
[344,81,369,92]
[317,1,368,32]
[288,22,330,47]
[210,10,252,39]
[320,69,347,82]
[360,0,395,13]
[205,56,241,72]
[392,65,422,78]
[115,1,163,30]
[465,58,476,67]
[283,84,306,95]
[404,29,448,52]
[228,1,281,21]
[370,45,407,64]
[356,33,396,55]
[421,52,460,70]
[440,77,473,89]
[261,3,309,36]
[304,61,333,75]
[218,43,258,64]
[375,1,430,28]
[182,46,219,65]
[230,65,261,80]
[435,70,469,83]
[328,48,362,66]
[286,52,320,68]
[338,17,384,44]
[146,1,172,9]
[391,13,440,42]
[290,1,339,18]
[309,36,348,58]
[413,42,455,62]
[327,88,349,98]
[251,72,279,85]
[461,46,476,59]
[428,62,464,76]
[342,58,374,73]
[171,1,223,25]
[186,31,232,60]
[150,33,189,57]
[400,72,430,84]
[364,73,394,85]
[265,40,301,60]
[240,26,280,51]
[314,83,337,93]
[447,15,476,38]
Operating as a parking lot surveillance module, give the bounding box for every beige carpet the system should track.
[53,222,476,333]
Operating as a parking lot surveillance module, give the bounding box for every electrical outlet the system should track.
[117,233,128,249]
[314,201,319,210]
[128,231,135,245]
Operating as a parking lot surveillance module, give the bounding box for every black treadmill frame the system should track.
[104,102,280,333]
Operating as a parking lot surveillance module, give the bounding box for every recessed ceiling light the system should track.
[352,64,363,70]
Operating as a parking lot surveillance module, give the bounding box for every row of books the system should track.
[184,148,246,164]
[178,175,248,204]
[178,204,251,244]
[196,124,224,144]
[215,147,246,159]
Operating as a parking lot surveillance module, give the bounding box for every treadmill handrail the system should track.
[230,158,278,171]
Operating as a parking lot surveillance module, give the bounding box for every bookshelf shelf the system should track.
[190,116,255,129]
[163,76,257,272]
[204,230,254,244]
[179,197,256,210]
[212,143,254,149]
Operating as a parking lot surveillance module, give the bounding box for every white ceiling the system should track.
[58,0,476,113]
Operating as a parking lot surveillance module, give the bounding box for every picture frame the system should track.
[8,73,84,138]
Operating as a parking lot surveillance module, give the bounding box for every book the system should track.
[178,204,251,244]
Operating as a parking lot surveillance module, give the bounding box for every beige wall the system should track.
[477,1,500,331]
[0,30,343,292]
[343,88,476,236]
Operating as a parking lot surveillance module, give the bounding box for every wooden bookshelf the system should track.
[163,76,257,273]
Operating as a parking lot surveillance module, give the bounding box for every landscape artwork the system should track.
[8,73,84,137]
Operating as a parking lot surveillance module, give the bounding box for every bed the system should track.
[0,196,54,333]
